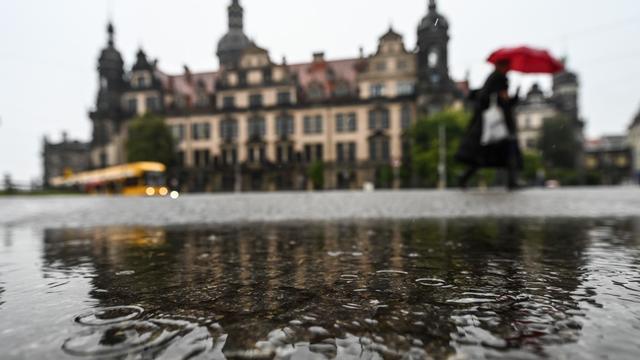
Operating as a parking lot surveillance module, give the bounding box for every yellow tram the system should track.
[50,162,169,196]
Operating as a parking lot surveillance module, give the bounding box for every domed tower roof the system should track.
[216,0,251,68]
[132,48,153,71]
[419,0,449,32]
[98,22,125,82]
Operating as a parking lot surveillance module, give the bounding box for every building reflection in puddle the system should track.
[34,218,640,359]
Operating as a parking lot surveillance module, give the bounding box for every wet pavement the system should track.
[1,187,640,228]
[1,190,640,359]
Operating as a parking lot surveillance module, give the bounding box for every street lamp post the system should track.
[438,124,447,190]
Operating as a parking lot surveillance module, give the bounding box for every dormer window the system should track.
[334,80,351,98]
[308,83,325,101]
[137,76,147,89]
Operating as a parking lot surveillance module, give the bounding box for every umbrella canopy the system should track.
[488,46,564,74]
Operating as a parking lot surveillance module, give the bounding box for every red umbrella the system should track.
[488,46,564,74]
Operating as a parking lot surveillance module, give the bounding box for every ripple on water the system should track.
[416,277,446,287]
[74,306,144,326]
[62,320,176,357]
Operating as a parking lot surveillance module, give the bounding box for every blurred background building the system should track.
[80,0,468,192]
[628,107,640,183]
[42,0,595,191]
[41,132,90,188]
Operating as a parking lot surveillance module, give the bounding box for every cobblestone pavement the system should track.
[1,187,639,228]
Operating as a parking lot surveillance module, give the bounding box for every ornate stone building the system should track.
[86,0,466,192]
[515,61,584,155]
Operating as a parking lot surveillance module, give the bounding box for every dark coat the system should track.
[456,71,523,169]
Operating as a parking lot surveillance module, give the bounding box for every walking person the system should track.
[455,60,523,190]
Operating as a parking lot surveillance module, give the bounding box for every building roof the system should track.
[419,0,449,31]
[585,136,629,152]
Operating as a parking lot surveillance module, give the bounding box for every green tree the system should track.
[411,109,470,187]
[538,115,581,169]
[307,161,324,190]
[126,113,175,166]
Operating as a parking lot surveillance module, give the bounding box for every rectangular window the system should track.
[277,91,291,105]
[369,109,390,130]
[304,144,324,162]
[193,149,210,168]
[127,98,138,114]
[276,144,294,164]
[370,84,385,97]
[369,138,389,161]
[262,68,272,83]
[171,124,185,141]
[276,116,294,137]
[336,114,345,133]
[191,123,211,140]
[304,115,323,134]
[137,76,147,89]
[381,138,390,161]
[337,142,357,163]
[336,113,357,133]
[249,94,263,108]
[220,120,238,141]
[369,140,377,161]
[223,96,235,109]
[347,113,357,132]
[348,143,356,162]
[146,96,160,112]
[375,61,387,71]
[222,147,238,165]
[248,117,266,138]
[401,105,412,130]
[397,82,415,96]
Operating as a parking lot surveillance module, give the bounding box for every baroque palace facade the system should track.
[89,0,466,192]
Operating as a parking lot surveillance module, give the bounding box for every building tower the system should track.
[552,59,580,121]
[416,0,454,114]
[216,0,251,69]
[90,22,126,168]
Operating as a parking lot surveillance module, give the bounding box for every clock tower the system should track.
[416,0,455,114]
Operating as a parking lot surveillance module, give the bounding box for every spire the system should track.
[429,0,437,12]
[228,0,243,30]
[107,22,114,46]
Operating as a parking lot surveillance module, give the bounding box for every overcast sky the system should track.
[1,0,639,183]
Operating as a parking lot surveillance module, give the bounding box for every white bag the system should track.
[481,95,508,145]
